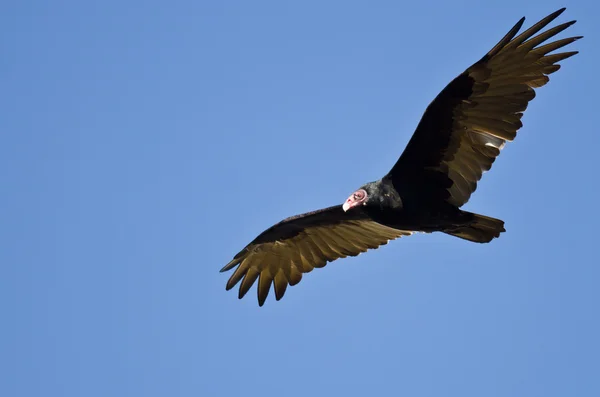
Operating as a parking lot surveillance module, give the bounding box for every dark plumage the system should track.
[221,8,581,306]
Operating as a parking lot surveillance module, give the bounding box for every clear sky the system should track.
[2,1,599,396]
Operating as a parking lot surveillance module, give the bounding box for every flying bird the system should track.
[221,8,581,306]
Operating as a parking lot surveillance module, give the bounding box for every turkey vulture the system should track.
[221,8,581,306]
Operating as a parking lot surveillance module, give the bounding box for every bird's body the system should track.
[220,8,582,306]
[341,179,484,236]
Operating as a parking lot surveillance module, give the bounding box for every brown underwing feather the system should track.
[239,267,259,299]
[273,271,288,301]
[519,21,576,51]
[257,270,273,306]
[499,8,566,51]
[387,8,580,207]
[220,205,412,306]
[288,266,303,286]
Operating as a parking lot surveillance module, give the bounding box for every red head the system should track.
[342,188,368,212]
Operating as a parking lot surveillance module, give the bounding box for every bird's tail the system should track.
[444,212,506,243]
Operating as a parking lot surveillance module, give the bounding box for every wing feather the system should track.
[273,271,288,301]
[239,267,260,299]
[257,270,273,306]
[387,8,581,207]
[220,205,412,305]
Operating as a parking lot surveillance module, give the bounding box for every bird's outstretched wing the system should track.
[220,205,412,306]
[387,8,581,207]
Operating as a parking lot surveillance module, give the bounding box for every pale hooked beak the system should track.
[343,200,351,212]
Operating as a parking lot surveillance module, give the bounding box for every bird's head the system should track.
[342,188,367,212]
[342,180,401,212]
[342,182,379,212]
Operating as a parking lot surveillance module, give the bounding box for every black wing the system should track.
[387,8,581,207]
[220,205,412,306]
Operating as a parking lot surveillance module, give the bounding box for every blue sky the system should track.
[2,1,599,396]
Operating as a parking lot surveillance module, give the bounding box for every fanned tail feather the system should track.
[445,212,506,243]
